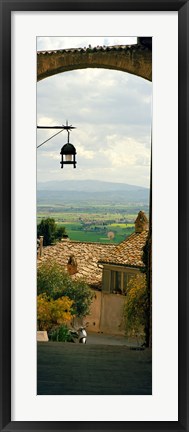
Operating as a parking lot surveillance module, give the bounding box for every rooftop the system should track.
[37,211,149,286]
[98,230,148,268]
[38,240,116,288]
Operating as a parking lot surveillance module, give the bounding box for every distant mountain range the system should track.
[38,179,148,192]
[37,180,149,204]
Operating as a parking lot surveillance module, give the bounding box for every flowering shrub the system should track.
[37,293,73,331]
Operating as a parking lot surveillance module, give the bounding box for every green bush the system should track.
[37,261,94,318]
[49,324,73,342]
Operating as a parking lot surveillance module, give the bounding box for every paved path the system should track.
[38,334,152,395]
[86,332,143,346]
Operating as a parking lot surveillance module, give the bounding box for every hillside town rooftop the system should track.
[38,240,116,288]
[37,211,149,286]
[98,230,148,268]
[97,211,149,268]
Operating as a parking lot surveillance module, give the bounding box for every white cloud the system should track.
[77,144,95,160]
[37,36,137,51]
[103,134,149,160]
[42,152,60,161]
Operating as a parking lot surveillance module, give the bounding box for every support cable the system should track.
[37,129,64,148]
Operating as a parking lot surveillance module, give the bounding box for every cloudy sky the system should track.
[37,37,152,188]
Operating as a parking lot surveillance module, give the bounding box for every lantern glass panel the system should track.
[65,154,72,162]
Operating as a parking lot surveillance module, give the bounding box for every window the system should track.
[110,271,122,294]
[109,270,137,295]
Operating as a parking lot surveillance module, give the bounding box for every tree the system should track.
[124,273,148,341]
[55,226,67,241]
[37,293,73,331]
[107,231,115,241]
[37,261,94,318]
[37,218,66,246]
[142,237,152,347]
[61,278,94,317]
[124,235,152,347]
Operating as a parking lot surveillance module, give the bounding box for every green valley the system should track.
[37,180,149,244]
[37,203,149,244]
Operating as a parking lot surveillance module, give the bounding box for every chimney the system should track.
[67,254,78,275]
[135,211,149,233]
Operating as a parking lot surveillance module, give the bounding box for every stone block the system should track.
[37,331,49,342]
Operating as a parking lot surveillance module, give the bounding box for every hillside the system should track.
[37,180,149,204]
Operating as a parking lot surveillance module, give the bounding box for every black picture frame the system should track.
[0,0,188,431]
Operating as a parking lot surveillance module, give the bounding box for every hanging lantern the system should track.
[60,131,77,168]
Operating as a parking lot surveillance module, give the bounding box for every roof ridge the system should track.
[59,240,116,246]
[42,239,116,248]
[114,229,148,248]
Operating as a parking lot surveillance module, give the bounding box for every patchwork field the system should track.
[37,203,149,244]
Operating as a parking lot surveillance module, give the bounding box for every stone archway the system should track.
[37,39,152,82]
[37,38,152,346]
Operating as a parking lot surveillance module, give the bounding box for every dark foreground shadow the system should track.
[37,342,152,395]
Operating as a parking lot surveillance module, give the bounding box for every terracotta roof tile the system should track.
[38,229,148,287]
[98,231,148,268]
[38,240,116,287]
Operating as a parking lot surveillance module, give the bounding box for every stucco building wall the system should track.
[86,291,125,335]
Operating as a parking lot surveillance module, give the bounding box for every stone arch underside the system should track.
[37,44,152,82]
